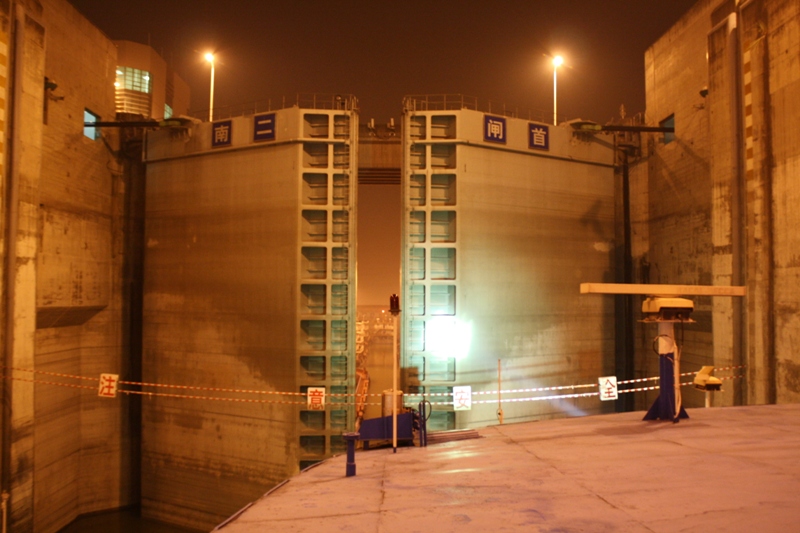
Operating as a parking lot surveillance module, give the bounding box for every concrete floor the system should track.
[214,404,800,532]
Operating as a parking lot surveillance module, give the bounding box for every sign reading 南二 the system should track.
[212,120,233,148]
[307,387,326,410]
[453,385,472,411]
[253,113,276,142]
[528,123,549,151]
[598,376,618,401]
[484,115,507,144]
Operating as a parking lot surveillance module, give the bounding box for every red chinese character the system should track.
[455,392,469,408]
[98,374,119,398]
[307,388,325,411]
[601,379,617,399]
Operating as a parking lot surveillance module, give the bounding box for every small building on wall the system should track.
[115,40,190,119]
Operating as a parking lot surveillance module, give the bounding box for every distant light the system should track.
[552,55,564,68]
[143,75,149,81]
[116,69,123,75]
[114,81,120,87]
[204,52,215,63]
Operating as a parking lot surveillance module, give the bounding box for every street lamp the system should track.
[205,52,215,122]
[552,55,564,125]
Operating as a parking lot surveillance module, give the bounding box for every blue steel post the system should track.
[344,432,359,477]
[418,401,428,447]
[643,321,689,422]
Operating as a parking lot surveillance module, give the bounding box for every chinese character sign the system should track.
[484,115,506,144]
[212,120,233,148]
[528,123,550,151]
[253,113,276,142]
[307,387,326,410]
[453,385,472,411]
[98,373,119,398]
[598,376,618,401]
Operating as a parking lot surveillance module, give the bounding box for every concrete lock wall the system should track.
[0,0,137,531]
[400,106,617,429]
[632,0,800,408]
[629,0,720,411]
[143,105,358,530]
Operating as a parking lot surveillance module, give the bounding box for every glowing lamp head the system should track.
[204,52,215,63]
[425,317,473,361]
[552,55,564,68]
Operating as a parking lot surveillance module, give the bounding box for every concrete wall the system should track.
[0,0,137,531]
[400,107,616,429]
[629,0,720,410]
[764,1,800,402]
[632,0,800,408]
[169,66,190,117]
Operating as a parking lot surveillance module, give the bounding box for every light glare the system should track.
[204,52,215,63]
[553,55,564,67]
[425,317,472,361]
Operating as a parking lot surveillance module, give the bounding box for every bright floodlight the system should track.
[204,52,214,63]
[553,55,564,67]
[426,317,472,361]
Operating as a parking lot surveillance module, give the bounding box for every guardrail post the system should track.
[418,401,428,447]
[344,432,359,477]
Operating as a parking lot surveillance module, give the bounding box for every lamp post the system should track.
[205,52,215,122]
[389,294,401,454]
[552,55,563,125]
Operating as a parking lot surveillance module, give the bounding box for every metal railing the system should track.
[191,93,359,122]
[403,94,551,123]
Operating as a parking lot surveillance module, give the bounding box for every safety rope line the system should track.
[0,366,747,405]
[421,391,602,406]
[1,374,98,391]
[617,376,660,385]
[410,375,745,405]
[2,365,98,381]
[618,384,660,394]
[405,383,600,398]
[118,388,383,406]
[118,380,308,396]
[678,364,746,378]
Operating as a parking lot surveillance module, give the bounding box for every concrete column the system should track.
[739,1,776,405]
[3,5,46,531]
[708,14,744,407]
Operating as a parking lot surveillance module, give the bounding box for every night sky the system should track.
[70,0,697,124]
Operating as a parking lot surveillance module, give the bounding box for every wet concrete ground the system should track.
[214,404,800,532]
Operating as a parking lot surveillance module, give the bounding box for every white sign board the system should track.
[453,386,472,411]
[598,376,618,401]
[307,387,326,410]
[98,373,119,398]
